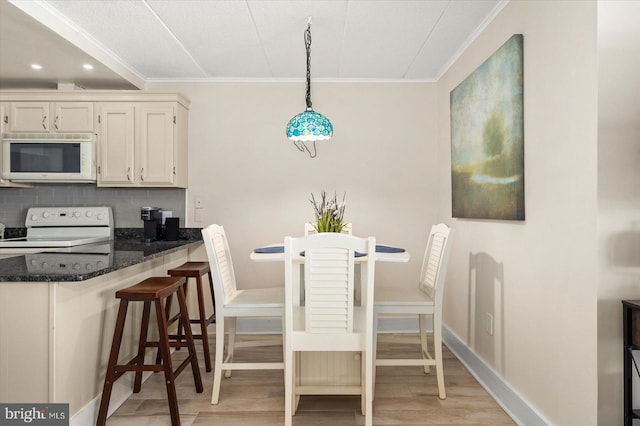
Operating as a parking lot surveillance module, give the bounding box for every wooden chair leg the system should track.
[194,274,212,372]
[361,351,366,414]
[207,272,215,322]
[364,347,373,426]
[154,298,180,426]
[96,299,129,426]
[419,314,430,374]
[211,317,225,404]
[133,301,152,392]
[372,312,379,400]
[175,283,188,350]
[225,317,236,378]
[284,345,293,426]
[177,284,203,392]
[156,295,174,365]
[434,319,446,399]
[293,351,300,412]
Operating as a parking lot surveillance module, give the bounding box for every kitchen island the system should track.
[0,234,207,425]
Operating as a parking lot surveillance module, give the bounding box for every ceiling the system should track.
[0,0,507,90]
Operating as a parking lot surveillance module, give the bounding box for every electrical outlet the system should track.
[195,196,204,210]
[485,313,494,336]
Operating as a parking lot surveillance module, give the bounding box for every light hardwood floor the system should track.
[106,333,514,425]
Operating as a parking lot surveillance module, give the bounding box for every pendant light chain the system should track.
[285,17,333,156]
[305,23,312,110]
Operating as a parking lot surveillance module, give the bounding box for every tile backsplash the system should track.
[0,184,186,227]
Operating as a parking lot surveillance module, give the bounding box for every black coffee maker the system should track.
[141,206,162,242]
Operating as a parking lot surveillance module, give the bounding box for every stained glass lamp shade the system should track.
[286,108,333,141]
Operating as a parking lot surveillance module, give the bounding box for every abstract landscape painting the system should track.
[451,34,524,220]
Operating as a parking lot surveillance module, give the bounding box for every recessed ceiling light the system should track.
[83,64,93,70]
[31,64,42,70]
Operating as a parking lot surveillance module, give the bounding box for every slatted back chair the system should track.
[283,233,376,426]
[201,224,284,404]
[373,223,452,399]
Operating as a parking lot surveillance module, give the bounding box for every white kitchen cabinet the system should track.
[5,101,94,133]
[8,102,49,132]
[0,102,7,134]
[97,102,188,188]
[0,102,31,188]
[52,102,94,132]
[97,103,135,185]
[137,104,176,185]
[0,91,189,189]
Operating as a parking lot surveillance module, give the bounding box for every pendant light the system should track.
[285,17,333,158]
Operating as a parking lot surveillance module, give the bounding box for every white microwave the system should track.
[1,133,96,183]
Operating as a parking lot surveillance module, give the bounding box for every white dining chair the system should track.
[201,224,285,404]
[304,222,352,235]
[373,223,452,399]
[284,233,376,426]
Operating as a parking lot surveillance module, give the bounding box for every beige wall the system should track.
[436,1,598,425]
[148,2,610,424]
[146,81,439,292]
[597,1,640,424]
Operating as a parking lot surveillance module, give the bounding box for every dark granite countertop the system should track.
[0,229,203,283]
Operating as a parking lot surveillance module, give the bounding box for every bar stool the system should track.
[166,261,216,372]
[97,276,203,426]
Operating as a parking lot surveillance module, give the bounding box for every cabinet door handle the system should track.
[3,116,7,124]
[173,166,176,175]
[140,168,144,182]
[126,167,131,181]
[42,116,47,130]
[54,116,59,130]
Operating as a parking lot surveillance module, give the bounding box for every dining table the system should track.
[250,239,410,396]
[250,243,410,263]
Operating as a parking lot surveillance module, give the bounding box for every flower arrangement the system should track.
[310,191,347,233]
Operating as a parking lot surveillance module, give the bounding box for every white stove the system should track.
[0,206,114,252]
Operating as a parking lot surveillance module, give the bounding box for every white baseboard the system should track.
[442,325,550,426]
[71,371,153,426]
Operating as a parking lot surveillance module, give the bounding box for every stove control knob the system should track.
[85,211,93,218]
[73,263,81,270]
[97,213,105,220]
[96,261,104,268]
[42,262,49,268]
[85,264,93,271]
[31,214,38,221]
[42,212,50,218]
[72,211,80,218]
[30,259,38,266]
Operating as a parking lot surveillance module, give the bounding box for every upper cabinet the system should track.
[6,102,94,133]
[0,91,189,189]
[0,102,7,135]
[53,102,95,132]
[0,102,31,188]
[97,101,188,188]
[97,103,135,185]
